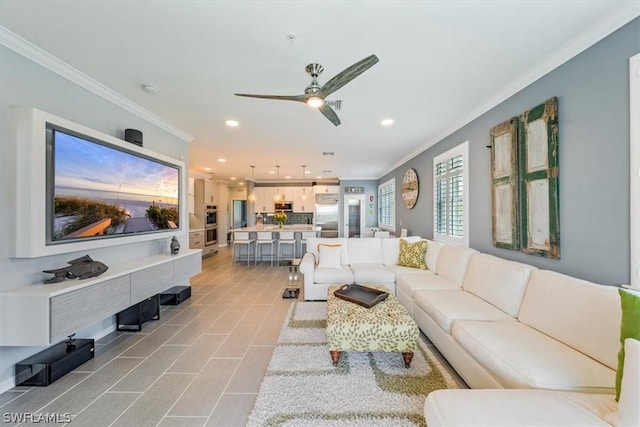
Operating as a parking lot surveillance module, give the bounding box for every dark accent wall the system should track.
[380,18,639,286]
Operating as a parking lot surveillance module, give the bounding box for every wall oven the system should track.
[205,226,217,246]
[205,205,218,227]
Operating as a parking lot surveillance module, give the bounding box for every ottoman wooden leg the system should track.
[330,350,341,366]
[402,352,414,368]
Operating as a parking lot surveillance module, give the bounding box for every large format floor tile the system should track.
[0,247,464,425]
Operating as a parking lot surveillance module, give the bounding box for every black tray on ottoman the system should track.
[333,284,389,308]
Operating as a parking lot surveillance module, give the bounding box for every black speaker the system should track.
[116,295,159,331]
[15,339,95,386]
[124,128,143,147]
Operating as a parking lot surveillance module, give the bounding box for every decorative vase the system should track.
[170,236,180,255]
[278,222,283,229]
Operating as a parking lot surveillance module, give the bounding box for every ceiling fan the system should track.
[235,54,379,126]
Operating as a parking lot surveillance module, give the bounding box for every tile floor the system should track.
[0,247,465,426]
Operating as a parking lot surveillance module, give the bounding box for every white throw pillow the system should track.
[618,338,640,426]
[317,244,342,269]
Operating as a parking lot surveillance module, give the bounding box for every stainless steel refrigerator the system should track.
[314,193,339,238]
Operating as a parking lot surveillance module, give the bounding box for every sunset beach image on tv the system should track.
[48,127,180,242]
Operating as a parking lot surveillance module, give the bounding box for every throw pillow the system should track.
[317,244,343,269]
[615,288,640,401]
[397,239,427,269]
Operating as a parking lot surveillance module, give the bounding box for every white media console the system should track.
[0,249,201,346]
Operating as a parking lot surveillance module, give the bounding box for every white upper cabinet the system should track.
[204,180,217,205]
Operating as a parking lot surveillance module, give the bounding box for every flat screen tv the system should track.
[46,124,181,245]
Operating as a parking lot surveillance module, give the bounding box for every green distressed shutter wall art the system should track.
[519,97,560,259]
[491,117,520,250]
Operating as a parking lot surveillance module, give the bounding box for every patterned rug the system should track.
[247,302,459,427]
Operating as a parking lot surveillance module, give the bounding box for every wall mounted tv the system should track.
[46,124,181,245]
[8,108,186,258]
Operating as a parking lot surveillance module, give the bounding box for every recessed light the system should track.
[305,170,311,174]
[204,167,212,171]
[285,175,291,179]
[217,158,226,163]
[142,84,159,94]
[230,177,236,181]
[269,170,275,175]
[381,118,394,126]
[239,182,244,185]
[225,119,239,127]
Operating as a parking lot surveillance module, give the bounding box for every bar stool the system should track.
[278,231,297,261]
[232,231,255,266]
[300,230,319,256]
[255,231,276,266]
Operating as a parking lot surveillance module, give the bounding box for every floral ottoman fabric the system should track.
[326,284,419,354]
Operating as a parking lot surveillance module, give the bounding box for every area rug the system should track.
[247,302,460,427]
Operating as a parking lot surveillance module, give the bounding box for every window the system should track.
[433,141,469,246]
[378,178,395,231]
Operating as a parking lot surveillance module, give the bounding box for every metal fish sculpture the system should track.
[43,255,109,284]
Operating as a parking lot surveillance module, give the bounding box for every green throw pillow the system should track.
[397,239,427,269]
[615,288,640,401]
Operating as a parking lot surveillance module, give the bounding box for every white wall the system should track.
[0,46,192,392]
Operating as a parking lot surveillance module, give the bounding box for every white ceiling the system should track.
[1,1,638,184]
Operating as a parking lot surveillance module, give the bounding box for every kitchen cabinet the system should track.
[255,187,277,212]
[292,186,312,212]
[314,185,340,194]
[204,181,217,205]
[189,229,204,250]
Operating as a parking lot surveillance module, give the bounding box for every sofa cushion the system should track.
[518,270,621,371]
[396,270,460,298]
[414,290,514,334]
[382,236,421,265]
[350,263,395,284]
[347,238,384,264]
[462,253,536,317]
[424,239,444,273]
[617,338,640,426]
[397,239,428,269]
[313,266,354,284]
[452,320,616,392]
[424,389,616,427]
[435,245,477,286]
[305,238,350,265]
[317,244,343,269]
[615,288,640,400]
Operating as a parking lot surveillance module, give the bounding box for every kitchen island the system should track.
[230,225,320,263]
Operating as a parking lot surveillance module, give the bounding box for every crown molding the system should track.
[384,2,640,178]
[0,26,194,143]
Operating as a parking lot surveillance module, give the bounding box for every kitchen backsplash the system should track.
[259,212,314,225]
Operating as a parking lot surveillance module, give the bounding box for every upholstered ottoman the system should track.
[326,284,419,368]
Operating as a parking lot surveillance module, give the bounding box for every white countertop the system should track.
[230,225,320,232]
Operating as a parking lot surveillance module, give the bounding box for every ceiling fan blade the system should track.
[319,103,341,126]
[235,93,307,102]
[318,54,379,98]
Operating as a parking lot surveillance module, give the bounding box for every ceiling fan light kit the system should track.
[235,54,379,126]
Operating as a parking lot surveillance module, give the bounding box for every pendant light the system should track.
[301,165,307,200]
[248,165,256,202]
[274,165,282,201]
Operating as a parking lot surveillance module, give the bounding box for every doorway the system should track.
[343,195,365,238]
[232,200,247,229]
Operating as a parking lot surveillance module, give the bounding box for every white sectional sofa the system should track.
[424,338,639,426]
[299,236,634,425]
[300,236,622,393]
